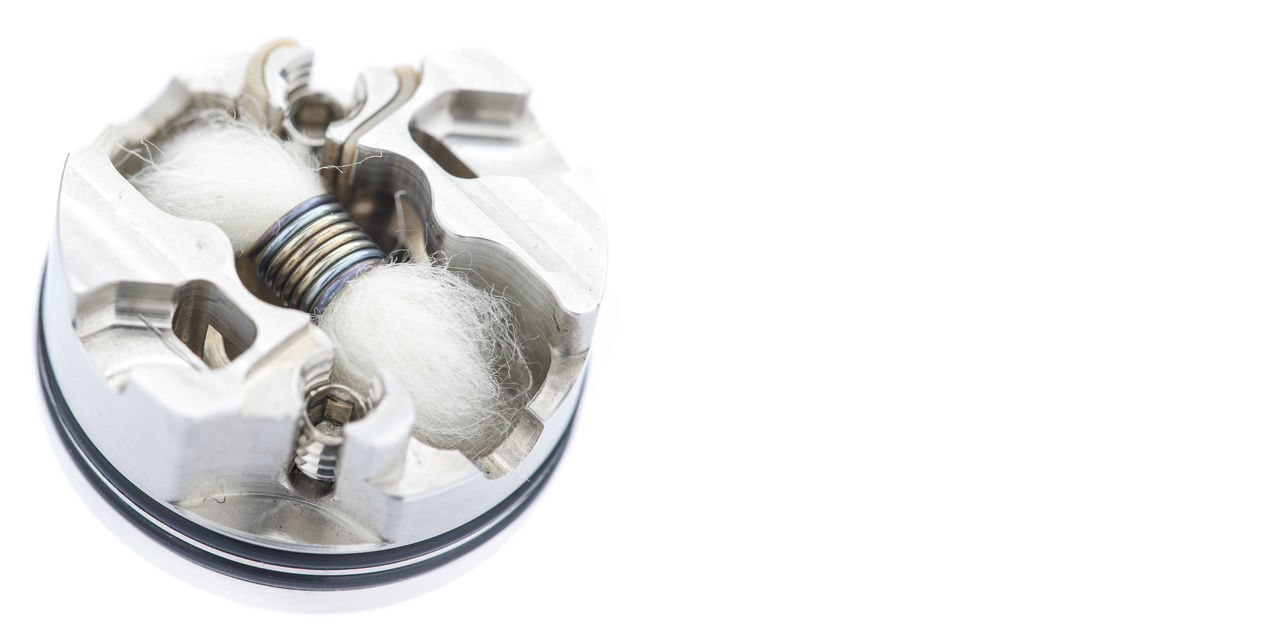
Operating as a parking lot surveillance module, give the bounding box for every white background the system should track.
[3,1,1280,637]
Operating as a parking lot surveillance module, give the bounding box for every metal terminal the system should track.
[290,384,366,498]
[248,195,386,316]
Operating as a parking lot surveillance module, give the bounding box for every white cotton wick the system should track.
[130,112,325,253]
[129,112,530,456]
[319,263,530,456]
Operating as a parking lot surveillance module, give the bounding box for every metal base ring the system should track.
[37,276,576,590]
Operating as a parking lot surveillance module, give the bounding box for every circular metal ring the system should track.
[37,286,578,589]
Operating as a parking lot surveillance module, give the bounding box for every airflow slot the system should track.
[410,128,478,179]
[75,280,257,389]
[171,280,256,368]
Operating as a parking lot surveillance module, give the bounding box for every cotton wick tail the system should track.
[247,194,386,316]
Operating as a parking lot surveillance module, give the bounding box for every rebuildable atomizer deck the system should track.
[37,39,605,589]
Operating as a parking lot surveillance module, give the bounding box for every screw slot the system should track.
[288,384,367,499]
[288,91,346,138]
